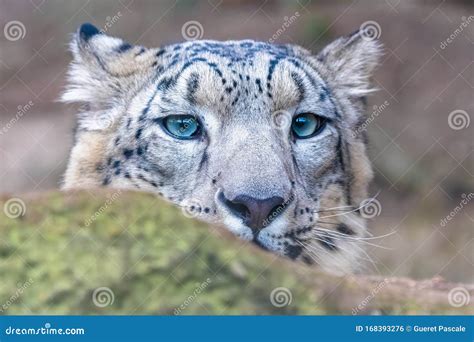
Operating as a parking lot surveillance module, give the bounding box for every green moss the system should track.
[1,191,471,315]
[0,191,319,315]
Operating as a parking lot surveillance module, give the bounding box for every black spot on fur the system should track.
[135,128,143,140]
[155,49,165,57]
[255,78,263,93]
[291,72,305,102]
[102,176,111,186]
[123,149,134,159]
[337,224,355,235]
[285,244,302,259]
[117,43,132,53]
[186,73,200,105]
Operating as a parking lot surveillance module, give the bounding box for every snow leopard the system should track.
[62,23,382,274]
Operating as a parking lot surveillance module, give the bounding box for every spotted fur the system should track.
[62,23,382,274]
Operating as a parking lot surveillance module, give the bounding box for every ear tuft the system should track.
[316,30,383,97]
[61,24,160,130]
[79,22,101,42]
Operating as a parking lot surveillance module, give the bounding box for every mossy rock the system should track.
[0,191,472,315]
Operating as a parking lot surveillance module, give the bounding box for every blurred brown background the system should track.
[0,0,473,283]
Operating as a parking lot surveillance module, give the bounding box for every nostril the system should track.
[218,192,250,220]
[224,197,251,220]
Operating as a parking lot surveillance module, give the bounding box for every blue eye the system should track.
[162,115,201,139]
[291,113,326,139]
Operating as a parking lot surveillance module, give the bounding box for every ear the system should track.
[61,23,157,129]
[316,30,383,97]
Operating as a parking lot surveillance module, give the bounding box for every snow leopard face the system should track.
[62,23,382,274]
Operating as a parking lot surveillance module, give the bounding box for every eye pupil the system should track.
[163,115,200,139]
[291,113,325,139]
